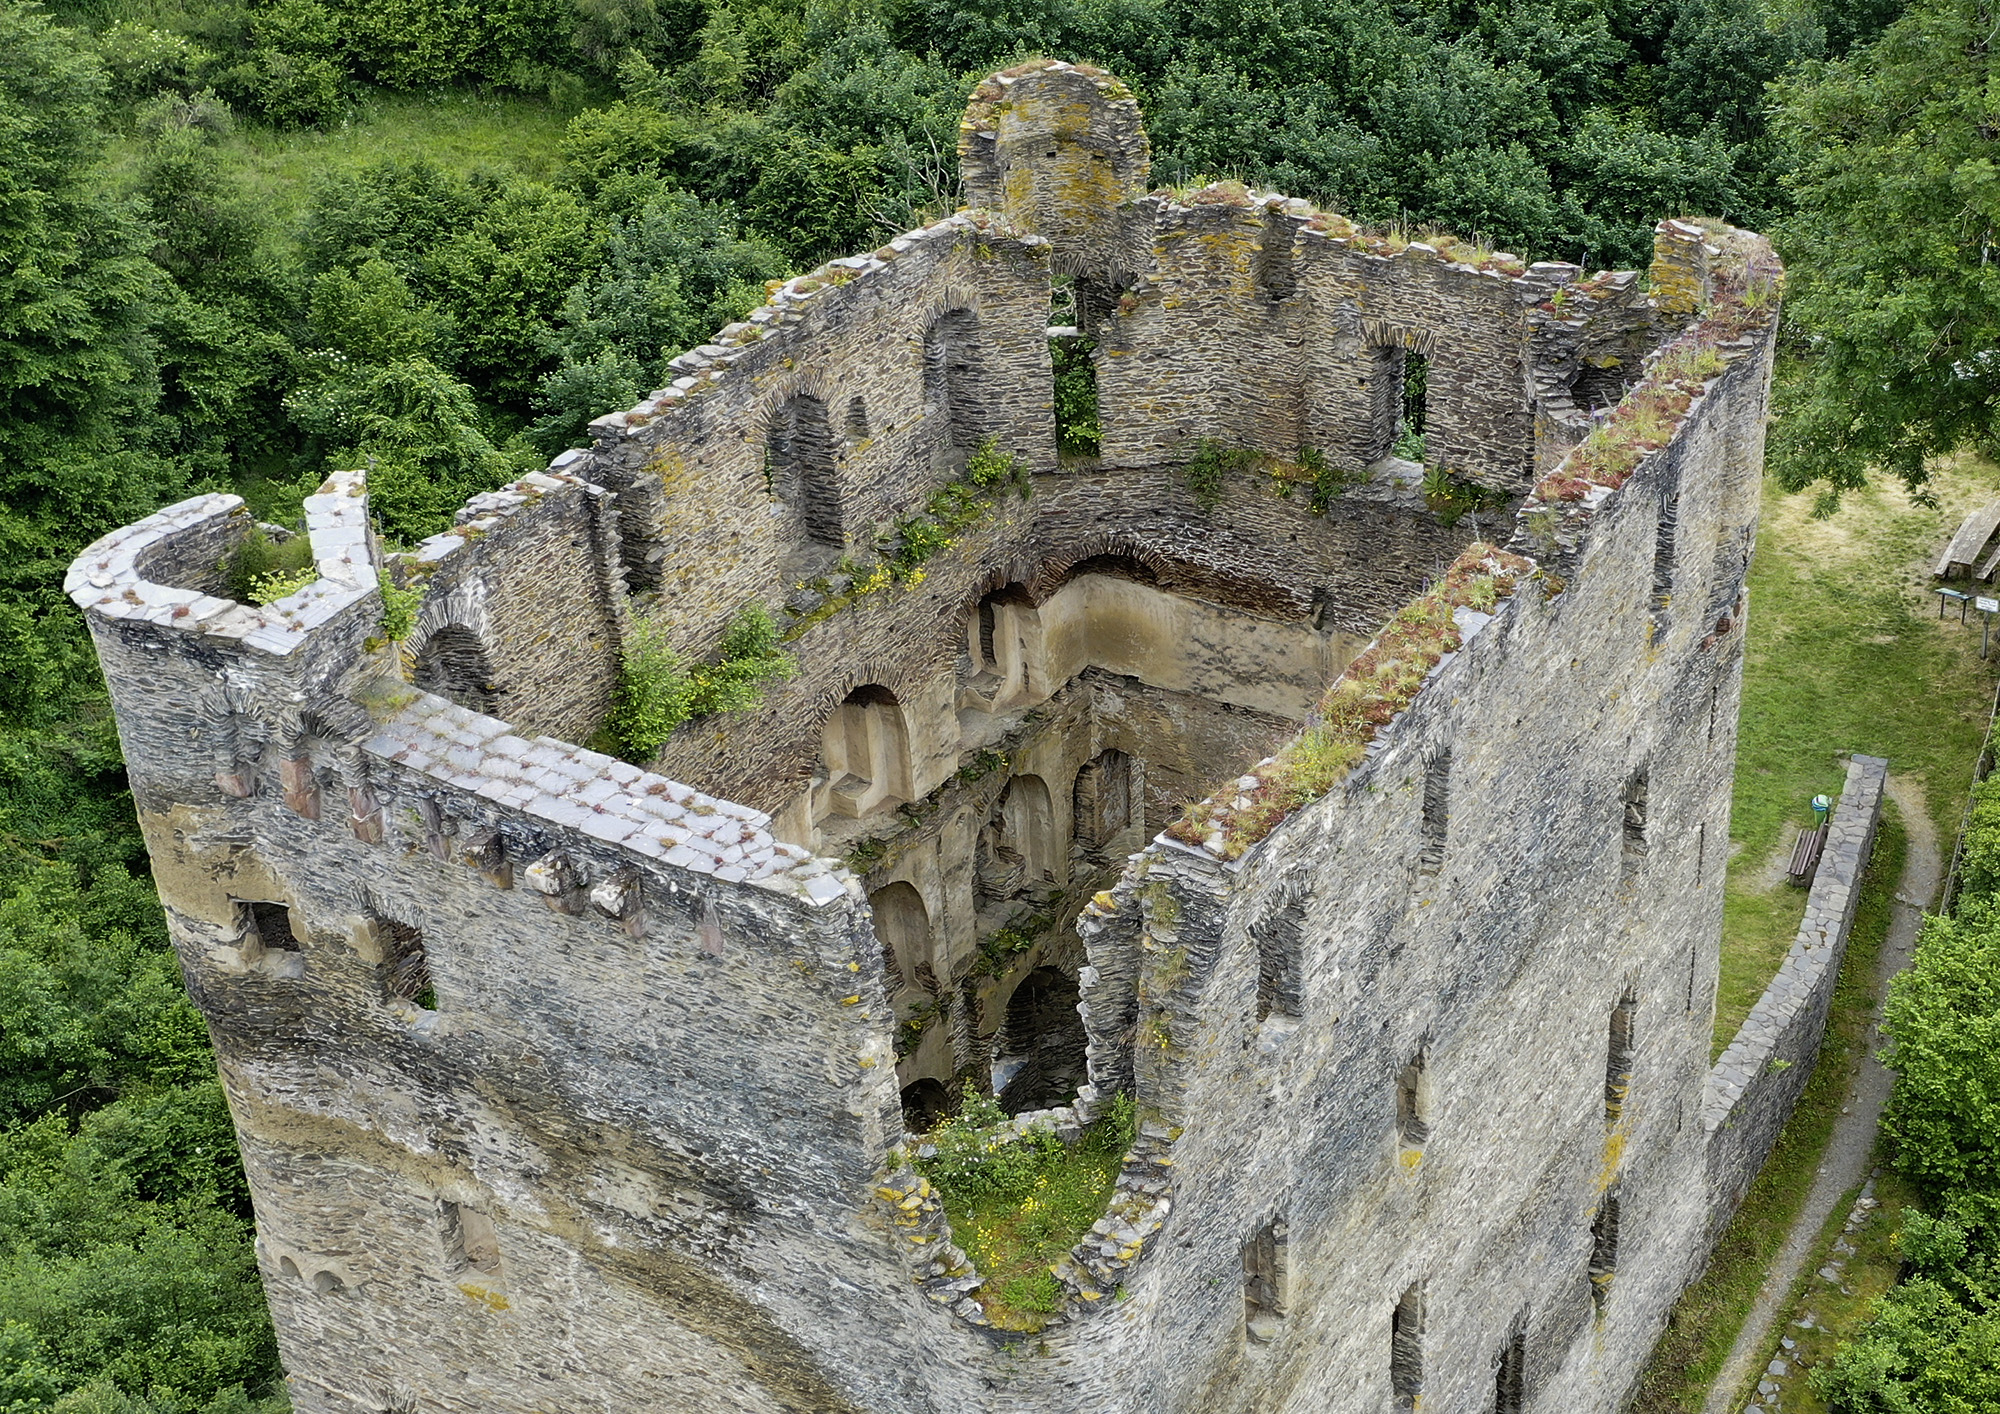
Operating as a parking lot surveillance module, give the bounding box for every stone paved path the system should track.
[1700,774,1939,1414]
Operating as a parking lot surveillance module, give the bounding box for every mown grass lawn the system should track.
[1717,457,1999,1053]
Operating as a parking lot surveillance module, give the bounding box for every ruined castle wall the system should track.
[1041,329,1770,1414]
[1095,200,1307,467]
[1302,236,1543,488]
[575,220,1057,656]
[399,473,628,744]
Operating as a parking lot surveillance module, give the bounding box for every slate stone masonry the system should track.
[67,59,1797,1414]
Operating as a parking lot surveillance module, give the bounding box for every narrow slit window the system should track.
[1252,897,1305,1024]
[1419,750,1449,874]
[1242,1216,1289,1343]
[1651,487,1680,620]
[441,1200,502,1279]
[1589,1188,1621,1311]
[1622,768,1649,867]
[1605,993,1636,1123]
[1494,1326,1526,1414]
[1396,1051,1430,1150]
[378,915,436,1011]
[1050,280,1100,459]
[1391,1282,1425,1410]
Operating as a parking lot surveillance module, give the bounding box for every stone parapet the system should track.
[1702,754,1888,1230]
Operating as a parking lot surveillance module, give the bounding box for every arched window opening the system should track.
[764,394,842,547]
[900,1078,951,1133]
[977,775,1059,907]
[923,309,981,467]
[412,626,498,715]
[815,686,911,822]
[1396,349,1430,463]
[992,966,1086,1113]
[844,394,870,441]
[1072,748,1133,863]
[868,882,931,991]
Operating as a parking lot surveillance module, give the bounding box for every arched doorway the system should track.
[992,966,1087,1114]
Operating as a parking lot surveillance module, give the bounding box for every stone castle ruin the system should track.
[70,61,1788,1414]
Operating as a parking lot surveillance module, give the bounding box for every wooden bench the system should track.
[1787,823,1829,887]
[1936,501,2000,578]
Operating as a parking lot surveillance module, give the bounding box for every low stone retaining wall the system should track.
[1702,753,1888,1234]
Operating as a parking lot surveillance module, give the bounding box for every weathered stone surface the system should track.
[64,59,1799,1414]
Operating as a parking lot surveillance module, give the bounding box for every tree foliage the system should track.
[1772,0,2000,505]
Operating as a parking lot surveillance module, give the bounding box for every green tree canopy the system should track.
[1772,0,2000,506]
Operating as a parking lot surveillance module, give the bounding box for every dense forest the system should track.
[2,0,1997,1404]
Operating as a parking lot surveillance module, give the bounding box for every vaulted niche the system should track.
[992,965,1086,1113]
[412,625,498,715]
[814,686,912,823]
[968,584,1039,707]
[1072,748,1133,864]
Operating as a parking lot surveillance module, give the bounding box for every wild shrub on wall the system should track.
[608,605,793,760]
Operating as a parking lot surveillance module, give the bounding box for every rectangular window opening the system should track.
[1396,350,1430,464]
[1391,1282,1425,1410]
[1419,750,1450,874]
[243,900,300,954]
[441,1200,502,1279]
[1589,1189,1621,1312]
[1396,1051,1430,1150]
[1605,993,1636,1123]
[1242,1217,1289,1344]
[378,915,436,1010]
